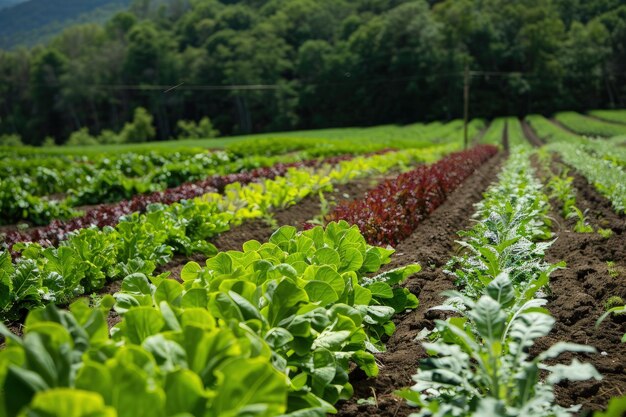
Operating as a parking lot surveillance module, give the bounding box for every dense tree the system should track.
[0,0,625,144]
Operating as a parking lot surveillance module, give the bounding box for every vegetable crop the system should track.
[0,222,420,417]
[326,145,498,246]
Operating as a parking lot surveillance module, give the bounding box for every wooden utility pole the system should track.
[463,62,470,150]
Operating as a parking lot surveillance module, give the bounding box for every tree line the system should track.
[0,0,625,145]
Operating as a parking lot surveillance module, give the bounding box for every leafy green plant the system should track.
[177,117,220,139]
[567,206,594,233]
[1,149,431,321]
[604,295,624,310]
[545,142,626,215]
[0,298,289,417]
[446,151,558,299]
[606,261,620,279]
[0,134,23,146]
[119,107,156,143]
[397,274,601,417]
[546,169,576,217]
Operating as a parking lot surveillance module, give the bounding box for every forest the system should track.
[0,0,625,145]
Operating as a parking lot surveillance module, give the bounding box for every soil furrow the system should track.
[536,161,626,413]
[522,119,544,147]
[335,153,505,417]
[158,174,398,281]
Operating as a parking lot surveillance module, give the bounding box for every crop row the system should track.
[479,118,506,147]
[0,148,448,321]
[506,117,531,148]
[1,152,367,250]
[398,150,600,416]
[545,142,626,214]
[526,114,580,143]
[0,143,385,226]
[0,221,420,417]
[589,109,626,125]
[325,145,498,246]
[555,111,626,138]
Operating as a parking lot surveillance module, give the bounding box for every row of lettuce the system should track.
[3,146,623,417]
[1,152,360,250]
[479,117,528,149]
[527,114,626,215]
[0,221,420,417]
[0,147,457,322]
[324,145,498,245]
[0,119,486,226]
[0,143,498,417]
[0,143,502,415]
[398,150,602,416]
[0,139,402,226]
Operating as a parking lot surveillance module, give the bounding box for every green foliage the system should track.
[119,107,156,143]
[397,275,600,417]
[42,136,56,147]
[0,134,23,146]
[555,111,626,137]
[605,295,624,310]
[1,0,626,143]
[0,222,419,416]
[545,142,626,214]
[446,151,556,299]
[606,261,619,278]
[0,148,433,319]
[65,128,98,147]
[177,117,219,139]
[400,149,599,417]
[590,109,626,125]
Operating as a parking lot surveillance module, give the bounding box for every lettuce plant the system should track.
[113,222,420,410]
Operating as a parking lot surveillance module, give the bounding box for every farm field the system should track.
[1,110,626,417]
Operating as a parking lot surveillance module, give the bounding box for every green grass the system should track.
[4,118,486,156]
[555,111,626,137]
[588,109,626,125]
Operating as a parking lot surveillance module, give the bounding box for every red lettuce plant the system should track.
[326,145,498,246]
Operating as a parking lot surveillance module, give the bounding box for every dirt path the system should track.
[537,164,626,412]
[522,119,544,147]
[503,120,510,151]
[335,153,505,417]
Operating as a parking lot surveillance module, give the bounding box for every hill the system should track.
[0,0,131,48]
[0,0,26,10]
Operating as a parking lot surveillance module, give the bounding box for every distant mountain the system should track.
[0,0,132,49]
[0,0,27,10]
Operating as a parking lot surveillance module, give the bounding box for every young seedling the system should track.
[607,261,620,279]
[598,228,614,238]
[567,206,594,233]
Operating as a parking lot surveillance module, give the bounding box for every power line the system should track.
[17,69,626,92]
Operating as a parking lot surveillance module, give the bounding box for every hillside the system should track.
[0,0,625,145]
[0,0,131,48]
[0,0,26,10]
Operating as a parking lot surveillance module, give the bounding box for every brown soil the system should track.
[503,120,510,151]
[536,160,626,413]
[522,120,545,147]
[158,175,396,281]
[335,153,505,417]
